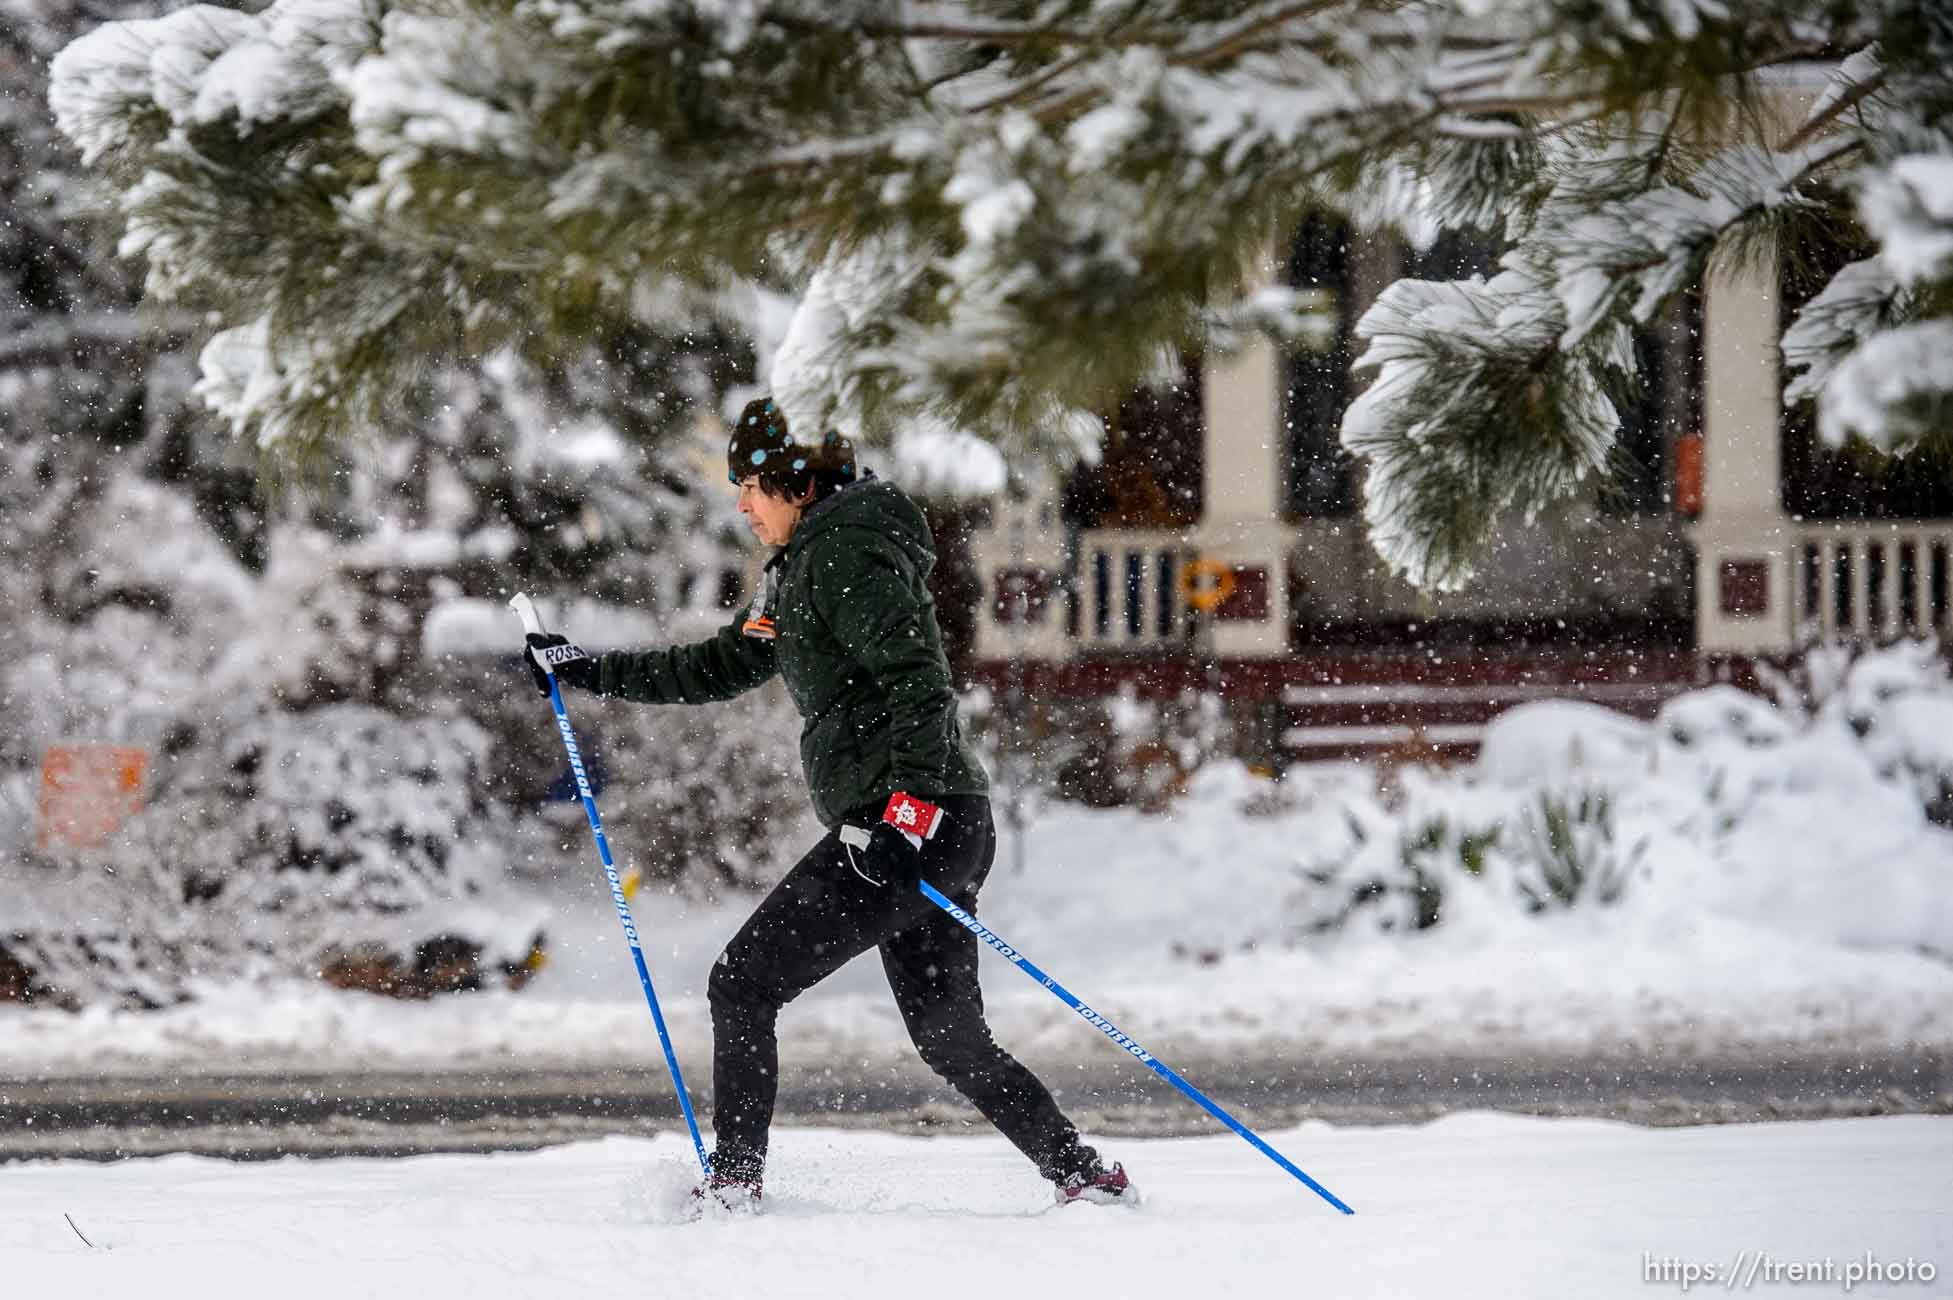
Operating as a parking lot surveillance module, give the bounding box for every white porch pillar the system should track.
[1693,259,1796,656]
[1195,252,1293,658]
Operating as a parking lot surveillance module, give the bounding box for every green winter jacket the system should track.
[588,477,989,827]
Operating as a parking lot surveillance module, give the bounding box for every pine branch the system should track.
[1026,2,1389,125]
[1170,0,1366,66]
[764,10,1149,47]
[961,46,1097,112]
[1551,135,1865,348]
[1344,307,1624,590]
[763,0,1358,57]
[1781,60,1887,154]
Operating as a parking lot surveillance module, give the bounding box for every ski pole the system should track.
[509,593,711,1177]
[917,879,1355,1215]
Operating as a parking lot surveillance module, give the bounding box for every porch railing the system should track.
[1071,529,1200,652]
[1793,522,1953,644]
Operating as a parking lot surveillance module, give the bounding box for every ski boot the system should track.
[1055,1160,1137,1207]
[685,1170,763,1218]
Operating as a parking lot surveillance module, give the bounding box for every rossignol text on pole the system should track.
[509,593,711,1177]
[917,879,1355,1215]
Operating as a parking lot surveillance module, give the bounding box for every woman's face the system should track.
[736,477,807,546]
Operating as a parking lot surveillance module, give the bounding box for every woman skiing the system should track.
[526,397,1132,1213]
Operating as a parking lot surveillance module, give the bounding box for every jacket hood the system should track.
[787,474,935,579]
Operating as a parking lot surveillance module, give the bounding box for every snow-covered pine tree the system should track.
[47,0,1953,588]
[5,1,810,1005]
[7,0,765,750]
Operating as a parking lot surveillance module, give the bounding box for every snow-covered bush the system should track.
[3,703,545,1009]
[1293,764,1487,934]
[1293,811,1446,935]
[1051,687,1231,813]
[1292,777,1644,933]
[1655,685,1796,751]
[1504,788,1646,914]
[452,622,816,902]
[516,683,817,900]
[0,471,552,1007]
[1747,641,1953,824]
[1818,642,1953,825]
[1289,641,1953,953]
[0,447,765,1010]
[959,685,1071,823]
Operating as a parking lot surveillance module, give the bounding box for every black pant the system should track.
[706,795,1095,1183]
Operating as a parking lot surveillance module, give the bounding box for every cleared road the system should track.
[2,1048,1947,1161]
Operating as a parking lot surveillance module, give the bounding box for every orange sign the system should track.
[1674,432,1704,518]
[36,744,149,855]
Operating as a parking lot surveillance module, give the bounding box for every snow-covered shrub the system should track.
[471,675,817,900]
[1473,699,1650,788]
[1657,685,1795,750]
[182,706,513,911]
[1291,784,1642,934]
[1501,788,1646,913]
[4,704,545,1008]
[1752,640,1953,824]
[1754,642,1860,720]
[1294,814,1446,934]
[1822,642,1953,825]
[953,685,1026,817]
[586,683,817,896]
[963,687,1091,825]
[1293,771,1499,934]
[5,474,256,752]
[1052,686,1231,812]
[0,920,242,1013]
[1289,641,1953,954]
[1293,779,1642,932]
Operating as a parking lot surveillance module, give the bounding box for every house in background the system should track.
[964,212,1953,765]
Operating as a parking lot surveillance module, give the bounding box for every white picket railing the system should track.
[1793,523,1953,644]
[1073,529,1200,652]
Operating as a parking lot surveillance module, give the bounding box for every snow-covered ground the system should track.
[4,645,1951,1079]
[7,1114,1949,1298]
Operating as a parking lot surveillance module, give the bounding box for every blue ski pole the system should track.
[510,593,711,1177]
[917,879,1354,1215]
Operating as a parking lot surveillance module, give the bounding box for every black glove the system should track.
[525,632,596,696]
[846,823,923,888]
[846,792,946,886]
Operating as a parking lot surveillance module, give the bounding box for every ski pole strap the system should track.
[916,879,1356,1216]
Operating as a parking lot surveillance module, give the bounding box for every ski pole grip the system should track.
[509,592,549,638]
